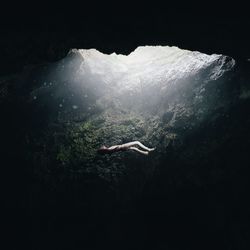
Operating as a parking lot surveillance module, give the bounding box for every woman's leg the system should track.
[108,145,119,150]
[136,141,155,151]
[122,141,155,151]
[129,147,148,155]
[121,141,140,148]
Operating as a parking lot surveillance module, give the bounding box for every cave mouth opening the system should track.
[28,45,235,125]
[65,45,227,95]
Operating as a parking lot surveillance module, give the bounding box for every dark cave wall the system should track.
[1,28,250,77]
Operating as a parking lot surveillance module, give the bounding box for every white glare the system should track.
[76,46,233,93]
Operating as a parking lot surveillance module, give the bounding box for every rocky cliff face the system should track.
[2,46,250,249]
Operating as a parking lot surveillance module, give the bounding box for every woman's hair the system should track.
[97,145,109,154]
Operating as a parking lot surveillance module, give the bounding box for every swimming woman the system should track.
[97,141,155,155]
